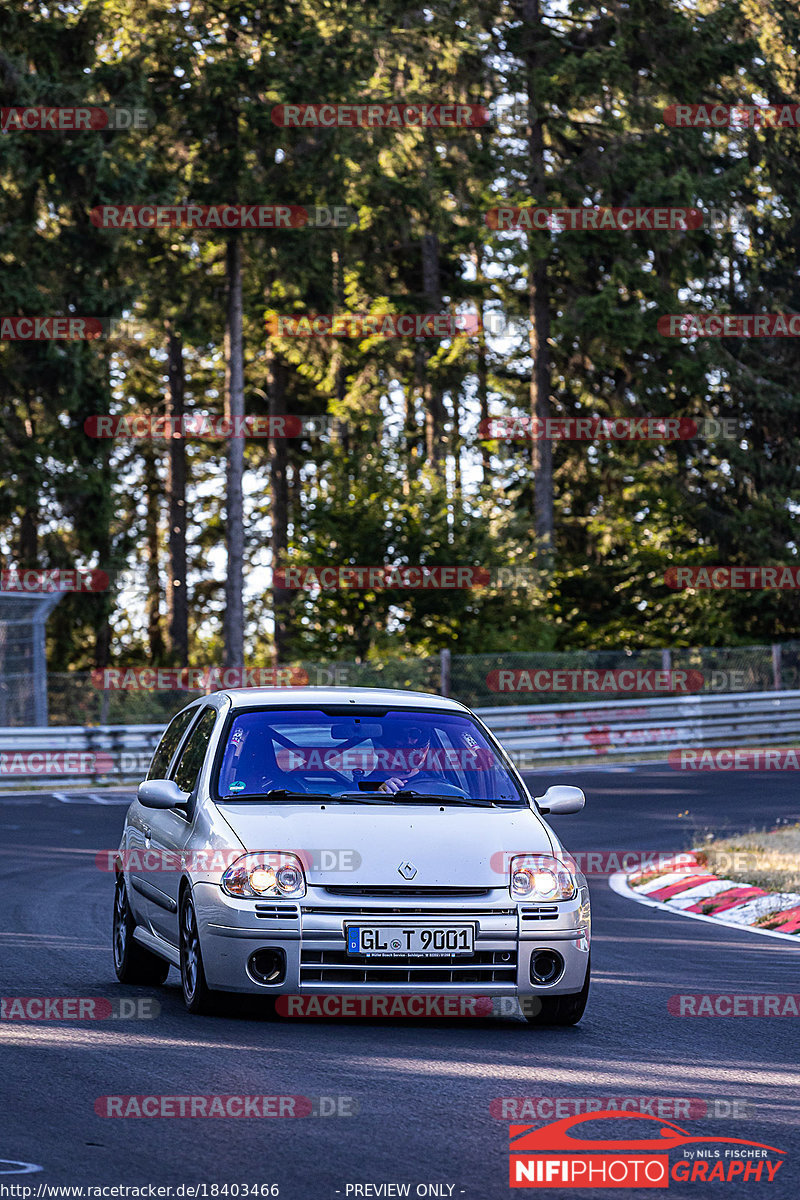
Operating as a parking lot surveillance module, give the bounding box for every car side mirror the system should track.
[535,785,585,815]
[137,779,191,809]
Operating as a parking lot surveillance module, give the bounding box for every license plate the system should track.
[346,925,474,957]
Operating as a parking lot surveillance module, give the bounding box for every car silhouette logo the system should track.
[509,1111,785,1155]
[398,861,417,880]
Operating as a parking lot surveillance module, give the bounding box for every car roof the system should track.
[216,686,470,713]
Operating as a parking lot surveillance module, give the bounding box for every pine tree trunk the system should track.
[143,437,164,661]
[471,245,492,486]
[451,393,462,517]
[18,505,37,566]
[268,350,290,664]
[421,231,446,472]
[93,367,114,670]
[223,233,245,668]
[165,322,188,664]
[521,0,554,557]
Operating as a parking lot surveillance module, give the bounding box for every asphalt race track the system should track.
[2,766,799,1197]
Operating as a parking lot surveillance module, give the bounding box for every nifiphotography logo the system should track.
[508,1111,785,1187]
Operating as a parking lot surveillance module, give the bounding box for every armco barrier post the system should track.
[772,643,782,691]
[440,648,451,697]
[86,725,103,784]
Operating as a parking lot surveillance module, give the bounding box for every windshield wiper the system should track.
[219,789,381,804]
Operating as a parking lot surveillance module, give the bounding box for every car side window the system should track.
[147,707,198,780]
[171,707,218,794]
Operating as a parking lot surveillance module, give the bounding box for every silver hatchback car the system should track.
[112,688,591,1023]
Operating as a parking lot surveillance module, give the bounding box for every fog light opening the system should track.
[248,948,286,985]
[530,949,564,985]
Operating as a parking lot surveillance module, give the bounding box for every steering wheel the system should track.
[390,778,470,798]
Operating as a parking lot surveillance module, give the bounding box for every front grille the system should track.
[520,905,559,921]
[254,903,300,920]
[323,886,492,898]
[300,947,517,985]
[302,906,515,917]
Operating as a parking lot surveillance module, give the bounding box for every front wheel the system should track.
[524,956,590,1026]
[179,891,215,1014]
[113,874,170,985]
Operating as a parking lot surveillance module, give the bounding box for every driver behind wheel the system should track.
[365,724,441,794]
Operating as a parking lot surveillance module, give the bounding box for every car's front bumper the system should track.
[193,881,591,996]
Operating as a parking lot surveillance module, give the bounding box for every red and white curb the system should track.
[609,853,800,944]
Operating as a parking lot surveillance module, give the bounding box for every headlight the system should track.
[222,853,307,899]
[509,853,576,901]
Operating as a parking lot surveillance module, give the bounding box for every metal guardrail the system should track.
[0,724,163,788]
[476,689,800,767]
[2,689,800,787]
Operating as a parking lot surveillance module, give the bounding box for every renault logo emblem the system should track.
[398,861,417,880]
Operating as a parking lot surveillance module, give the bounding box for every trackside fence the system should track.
[3,689,800,787]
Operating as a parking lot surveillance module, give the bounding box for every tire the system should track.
[179,890,216,1014]
[113,873,170,986]
[524,955,590,1027]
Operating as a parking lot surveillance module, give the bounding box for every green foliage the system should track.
[0,0,798,673]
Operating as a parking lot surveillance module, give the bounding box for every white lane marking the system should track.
[609,871,800,943]
[3,790,134,806]
[0,1160,43,1174]
[52,792,134,805]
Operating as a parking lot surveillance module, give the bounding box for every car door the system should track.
[145,706,219,942]
[126,704,199,930]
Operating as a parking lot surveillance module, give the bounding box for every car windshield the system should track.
[214,707,527,805]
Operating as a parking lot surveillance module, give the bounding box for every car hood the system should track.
[215,801,555,887]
